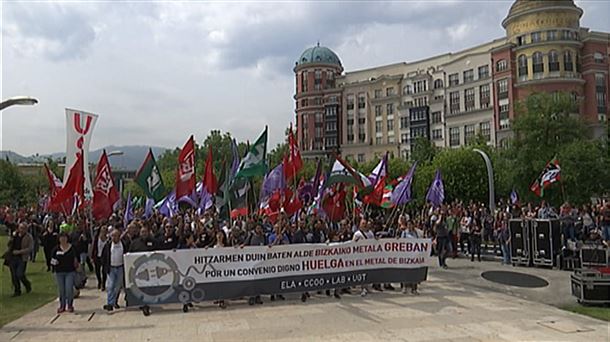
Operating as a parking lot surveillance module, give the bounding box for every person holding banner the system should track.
[212,230,228,309]
[243,223,266,306]
[268,223,288,301]
[399,218,422,295]
[353,218,374,297]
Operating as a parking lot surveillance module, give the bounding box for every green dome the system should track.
[297,44,342,67]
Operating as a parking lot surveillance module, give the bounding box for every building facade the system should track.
[294,0,609,162]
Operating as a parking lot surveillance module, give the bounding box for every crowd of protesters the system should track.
[1,198,609,314]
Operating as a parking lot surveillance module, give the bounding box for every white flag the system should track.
[64,108,98,198]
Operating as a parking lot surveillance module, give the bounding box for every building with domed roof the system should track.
[293,0,609,162]
[294,43,344,158]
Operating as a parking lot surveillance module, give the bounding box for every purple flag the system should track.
[368,153,388,185]
[143,197,154,219]
[260,164,285,201]
[510,189,519,205]
[311,159,322,195]
[157,191,177,217]
[426,169,444,207]
[197,182,213,215]
[230,138,240,179]
[391,162,417,205]
[123,192,134,228]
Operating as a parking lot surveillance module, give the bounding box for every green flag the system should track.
[235,127,268,179]
[135,149,165,202]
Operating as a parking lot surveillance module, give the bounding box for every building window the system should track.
[358,117,366,125]
[375,137,383,145]
[375,121,382,133]
[414,80,428,93]
[499,104,510,130]
[478,65,489,79]
[547,30,557,41]
[594,52,604,64]
[386,103,394,115]
[375,105,382,117]
[448,73,459,86]
[386,87,395,96]
[325,137,337,148]
[463,69,474,83]
[387,119,394,131]
[327,71,335,88]
[414,96,428,107]
[496,59,507,72]
[358,94,366,109]
[409,109,427,121]
[374,89,382,98]
[480,121,491,141]
[346,94,354,110]
[325,121,337,132]
[357,154,365,163]
[449,91,460,114]
[564,51,573,72]
[516,35,525,46]
[518,54,528,78]
[479,84,490,108]
[449,127,460,147]
[431,111,442,124]
[314,69,322,90]
[464,124,475,144]
[388,135,395,144]
[531,31,541,43]
[596,73,607,114]
[576,52,581,73]
[548,50,559,72]
[532,52,544,74]
[400,116,408,129]
[561,30,576,40]
[410,126,427,139]
[434,79,443,89]
[431,129,442,140]
[404,85,412,95]
[401,134,408,144]
[464,88,475,111]
[497,79,508,99]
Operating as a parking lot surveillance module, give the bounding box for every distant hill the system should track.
[1,145,168,170]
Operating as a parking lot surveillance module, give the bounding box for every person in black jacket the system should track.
[50,232,79,313]
[101,229,130,312]
[40,221,59,272]
[130,225,156,252]
[157,224,178,250]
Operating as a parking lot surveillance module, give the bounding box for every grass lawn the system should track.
[0,235,57,327]
[562,304,610,322]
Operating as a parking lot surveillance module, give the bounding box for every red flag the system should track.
[176,136,196,199]
[284,192,303,217]
[322,186,346,222]
[50,153,84,213]
[92,151,120,220]
[363,176,385,207]
[269,190,282,212]
[230,207,248,219]
[283,126,303,181]
[203,146,218,194]
[44,164,62,196]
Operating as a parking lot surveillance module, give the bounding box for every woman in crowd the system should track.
[50,232,79,313]
[92,225,109,291]
[40,220,59,272]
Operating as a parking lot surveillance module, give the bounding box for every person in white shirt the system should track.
[352,218,374,296]
[101,229,129,312]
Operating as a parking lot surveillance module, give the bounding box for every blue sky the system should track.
[2,0,609,155]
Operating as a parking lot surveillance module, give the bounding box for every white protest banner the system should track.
[124,238,432,306]
[64,108,98,197]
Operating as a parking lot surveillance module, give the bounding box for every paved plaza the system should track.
[1,259,608,341]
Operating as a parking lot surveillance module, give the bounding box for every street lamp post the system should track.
[0,96,38,111]
[473,148,495,212]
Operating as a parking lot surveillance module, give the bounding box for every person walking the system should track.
[50,232,79,313]
[435,213,450,269]
[91,225,109,291]
[498,215,511,265]
[101,229,129,312]
[40,221,59,272]
[7,223,33,296]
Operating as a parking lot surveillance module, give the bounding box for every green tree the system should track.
[0,160,30,206]
[410,137,437,164]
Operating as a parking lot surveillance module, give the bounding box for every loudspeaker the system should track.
[510,219,532,266]
[532,219,561,267]
[571,268,610,304]
[580,245,610,268]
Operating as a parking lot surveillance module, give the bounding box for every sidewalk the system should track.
[1,260,608,341]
